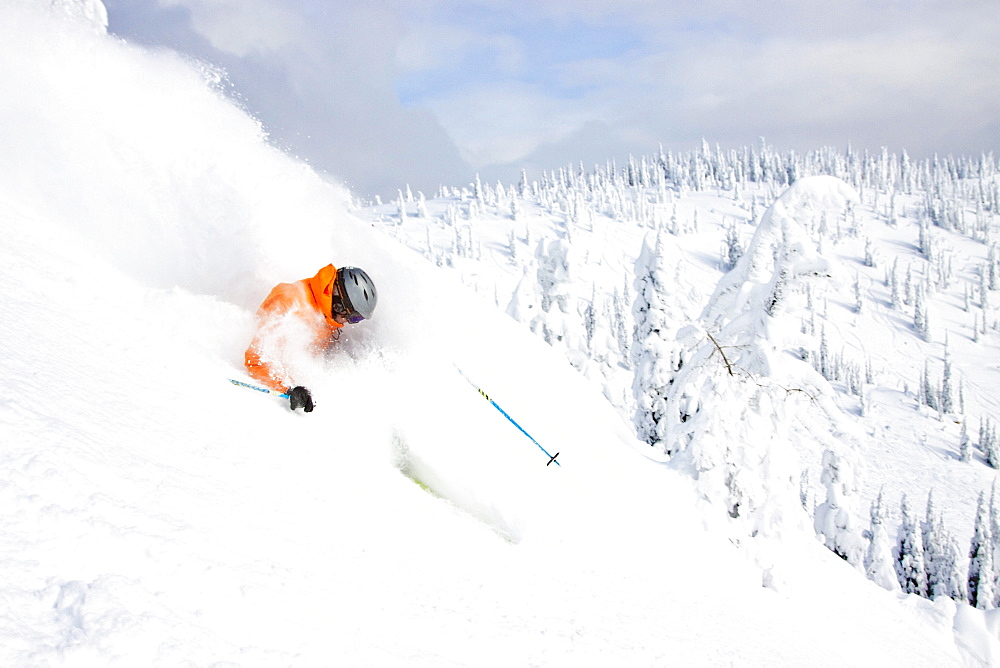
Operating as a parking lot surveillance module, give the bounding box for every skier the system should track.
[244,265,377,412]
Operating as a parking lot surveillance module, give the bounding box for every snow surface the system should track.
[1,0,998,664]
[364,165,1000,553]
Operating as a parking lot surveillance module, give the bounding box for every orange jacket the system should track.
[244,264,344,391]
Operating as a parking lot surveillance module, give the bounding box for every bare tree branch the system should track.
[705,330,734,376]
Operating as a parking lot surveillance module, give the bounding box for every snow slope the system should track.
[362,147,1000,575]
[0,1,996,664]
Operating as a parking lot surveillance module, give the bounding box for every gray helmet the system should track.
[334,266,377,323]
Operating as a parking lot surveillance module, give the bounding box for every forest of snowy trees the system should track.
[363,140,1000,607]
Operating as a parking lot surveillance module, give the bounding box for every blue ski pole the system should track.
[455,367,560,467]
[229,378,290,399]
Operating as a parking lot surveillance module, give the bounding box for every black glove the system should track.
[288,386,314,413]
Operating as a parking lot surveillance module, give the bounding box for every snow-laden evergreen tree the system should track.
[396,189,407,224]
[583,285,597,355]
[914,284,931,342]
[904,264,913,306]
[864,489,902,591]
[889,258,901,309]
[818,325,830,380]
[656,176,863,537]
[981,418,1000,469]
[473,173,484,203]
[960,419,972,462]
[989,243,999,291]
[989,483,1000,593]
[895,493,928,596]
[507,229,519,265]
[613,280,631,367]
[992,423,1000,470]
[921,359,937,410]
[969,492,995,609]
[723,221,742,270]
[533,237,576,348]
[506,264,540,329]
[940,336,954,414]
[631,231,685,447]
[923,491,962,599]
[799,469,812,511]
[944,532,969,602]
[918,218,933,260]
[814,449,866,568]
[852,273,863,314]
[980,265,991,311]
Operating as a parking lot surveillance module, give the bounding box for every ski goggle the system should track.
[331,296,365,324]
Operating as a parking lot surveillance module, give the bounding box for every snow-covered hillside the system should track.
[1,0,998,664]
[360,140,1000,594]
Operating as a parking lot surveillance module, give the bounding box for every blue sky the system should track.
[103,0,999,200]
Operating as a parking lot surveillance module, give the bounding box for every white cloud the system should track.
[422,82,598,167]
[157,0,303,56]
[410,0,1000,169]
[396,22,525,77]
[108,0,1000,195]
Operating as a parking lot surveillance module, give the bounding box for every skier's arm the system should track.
[244,343,289,393]
[244,283,297,393]
[243,281,317,412]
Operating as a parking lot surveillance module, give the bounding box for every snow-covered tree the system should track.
[914,285,931,342]
[723,222,742,270]
[864,490,901,591]
[921,359,937,410]
[989,244,999,291]
[940,337,954,414]
[818,326,830,380]
[583,285,597,355]
[895,494,928,596]
[396,189,407,224]
[864,237,876,268]
[960,420,972,462]
[989,484,1000,599]
[655,177,861,537]
[533,238,576,347]
[923,491,962,599]
[613,280,631,366]
[889,258,901,309]
[969,492,995,609]
[506,264,540,328]
[631,231,684,447]
[814,449,866,568]
[852,273,863,314]
[981,418,1000,469]
[903,264,913,306]
[507,229,520,265]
